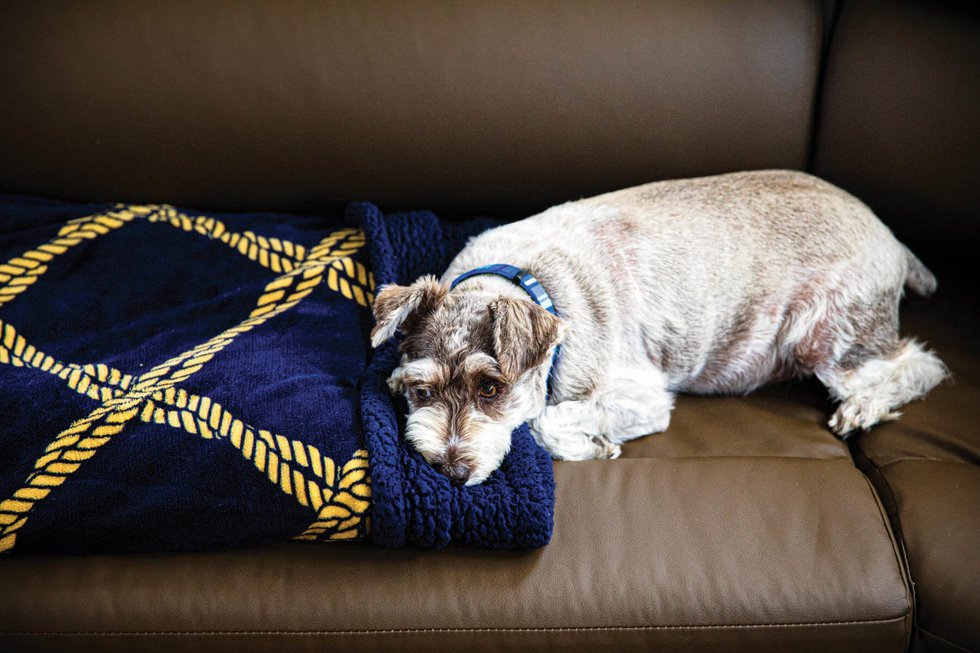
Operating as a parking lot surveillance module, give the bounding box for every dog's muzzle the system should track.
[434,461,471,486]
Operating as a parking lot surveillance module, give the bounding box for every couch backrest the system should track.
[0,1,976,265]
[0,0,822,216]
[812,0,979,266]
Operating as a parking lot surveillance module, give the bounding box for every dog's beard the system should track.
[404,404,516,486]
[403,404,450,461]
[459,411,515,485]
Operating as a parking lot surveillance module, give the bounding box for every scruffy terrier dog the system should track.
[371,171,947,486]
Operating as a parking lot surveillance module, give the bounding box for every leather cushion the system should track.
[0,0,822,216]
[880,461,980,653]
[0,457,910,652]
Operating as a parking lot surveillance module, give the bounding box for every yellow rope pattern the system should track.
[0,325,371,540]
[147,207,307,274]
[0,213,374,552]
[293,450,371,541]
[0,205,374,309]
[0,207,145,308]
[328,257,375,306]
[144,206,374,305]
[0,329,134,403]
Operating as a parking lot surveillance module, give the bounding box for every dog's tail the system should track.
[903,246,938,297]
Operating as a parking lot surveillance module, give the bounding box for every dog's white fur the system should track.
[373,170,948,483]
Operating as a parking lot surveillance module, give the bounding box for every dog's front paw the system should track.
[829,398,901,438]
[532,401,623,460]
[596,440,622,459]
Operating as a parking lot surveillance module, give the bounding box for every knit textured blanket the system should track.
[0,195,554,553]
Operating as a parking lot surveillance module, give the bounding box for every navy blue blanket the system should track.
[0,196,554,553]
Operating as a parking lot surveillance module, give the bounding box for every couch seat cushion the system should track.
[881,461,979,653]
[0,455,909,652]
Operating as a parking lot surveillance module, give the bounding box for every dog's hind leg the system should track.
[820,337,947,436]
[790,279,947,437]
[804,289,948,437]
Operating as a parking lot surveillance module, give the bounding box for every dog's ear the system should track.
[370,275,448,347]
[386,360,408,395]
[489,298,564,381]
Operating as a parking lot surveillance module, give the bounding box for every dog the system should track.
[370,170,948,486]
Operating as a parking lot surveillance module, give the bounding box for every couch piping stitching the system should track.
[0,616,908,636]
[877,456,972,469]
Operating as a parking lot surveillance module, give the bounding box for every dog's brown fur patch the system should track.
[489,298,563,382]
[370,275,448,346]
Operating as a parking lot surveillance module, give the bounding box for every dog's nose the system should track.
[434,462,471,486]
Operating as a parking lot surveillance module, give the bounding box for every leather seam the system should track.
[616,455,850,461]
[859,470,915,650]
[0,616,909,636]
[916,626,977,653]
[804,0,845,170]
[848,440,918,651]
[876,456,971,469]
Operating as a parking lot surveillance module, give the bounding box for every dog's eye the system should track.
[479,382,499,399]
[413,387,433,401]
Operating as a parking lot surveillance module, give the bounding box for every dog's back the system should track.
[445,170,931,395]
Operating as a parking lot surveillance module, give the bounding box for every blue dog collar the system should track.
[450,264,560,401]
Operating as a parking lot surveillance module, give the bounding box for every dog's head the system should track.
[370,275,563,485]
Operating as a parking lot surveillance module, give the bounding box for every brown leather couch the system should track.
[0,1,976,651]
